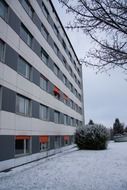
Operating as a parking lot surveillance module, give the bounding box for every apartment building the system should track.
[0,0,84,171]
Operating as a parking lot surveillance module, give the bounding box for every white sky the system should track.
[53,1,127,128]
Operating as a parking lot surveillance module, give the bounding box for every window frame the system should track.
[63,74,67,86]
[40,104,49,121]
[21,0,34,19]
[64,114,68,125]
[53,63,59,77]
[54,111,60,124]
[53,24,59,37]
[62,39,66,50]
[20,24,33,47]
[70,100,73,109]
[15,137,31,156]
[0,0,8,22]
[41,48,49,65]
[40,75,49,92]
[0,39,5,63]
[0,86,2,110]
[16,94,31,116]
[41,23,49,40]
[53,43,59,56]
[18,56,31,80]
[42,2,49,19]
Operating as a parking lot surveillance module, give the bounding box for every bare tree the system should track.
[58,0,127,73]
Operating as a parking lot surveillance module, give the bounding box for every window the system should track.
[78,80,81,87]
[69,52,72,61]
[70,117,74,126]
[16,95,30,116]
[76,120,78,127]
[76,104,78,112]
[79,94,81,101]
[74,61,76,69]
[63,75,67,86]
[73,103,76,110]
[40,75,48,91]
[20,24,33,47]
[54,136,60,148]
[74,74,76,82]
[18,57,31,79]
[40,104,49,121]
[41,48,49,64]
[70,100,73,108]
[53,43,59,55]
[79,107,82,114]
[54,111,60,124]
[53,24,59,37]
[41,24,49,40]
[69,82,73,92]
[15,136,31,155]
[40,136,49,151]
[0,39,5,62]
[21,0,34,18]
[63,57,67,68]
[54,86,60,100]
[54,93,60,100]
[0,86,2,109]
[54,63,59,76]
[62,39,66,50]
[75,89,78,97]
[63,94,68,105]
[42,2,49,19]
[64,136,70,145]
[74,89,76,96]
[64,115,68,125]
[0,0,8,21]
[68,66,72,76]
[77,68,80,75]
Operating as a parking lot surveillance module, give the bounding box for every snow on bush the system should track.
[75,124,109,150]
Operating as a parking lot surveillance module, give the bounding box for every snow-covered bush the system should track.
[75,124,109,150]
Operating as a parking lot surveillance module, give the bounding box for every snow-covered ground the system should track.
[0,142,127,190]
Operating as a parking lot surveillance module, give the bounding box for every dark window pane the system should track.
[0,0,8,21]
[18,57,30,79]
[42,2,49,19]
[54,63,59,76]
[21,0,33,18]
[54,111,60,123]
[41,48,48,64]
[20,24,33,47]
[41,24,48,40]
[15,139,24,154]
[0,39,5,62]
[40,76,48,91]
[40,105,49,120]
[53,24,59,37]
[16,95,30,116]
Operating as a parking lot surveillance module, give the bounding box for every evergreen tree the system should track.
[88,119,94,125]
[113,118,124,135]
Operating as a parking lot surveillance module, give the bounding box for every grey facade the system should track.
[0,0,84,171]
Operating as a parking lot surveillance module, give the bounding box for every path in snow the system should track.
[0,142,127,190]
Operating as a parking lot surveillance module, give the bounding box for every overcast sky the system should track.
[53,1,127,128]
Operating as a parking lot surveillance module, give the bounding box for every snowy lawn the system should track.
[0,142,127,190]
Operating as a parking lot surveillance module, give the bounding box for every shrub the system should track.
[75,124,109,150]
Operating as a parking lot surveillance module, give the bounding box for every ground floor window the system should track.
[64,136,69,146]
[54,136,60,148]
[15,136,31,156]
[40,136,49,152]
